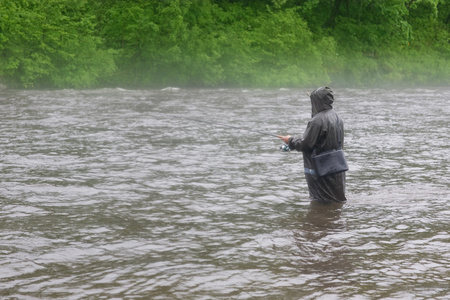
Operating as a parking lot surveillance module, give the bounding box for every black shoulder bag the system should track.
[311,116,348,177]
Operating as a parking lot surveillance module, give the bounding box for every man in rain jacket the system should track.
[280,87,347,203]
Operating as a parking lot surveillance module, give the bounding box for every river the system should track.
[0,87,449,299]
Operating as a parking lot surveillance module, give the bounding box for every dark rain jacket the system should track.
[288,87,346,203]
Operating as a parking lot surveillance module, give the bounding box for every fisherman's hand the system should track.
[279,135,291,144]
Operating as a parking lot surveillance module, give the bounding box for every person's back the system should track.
[280,87,347,203]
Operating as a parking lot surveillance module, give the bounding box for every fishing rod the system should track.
[183,116,282,139]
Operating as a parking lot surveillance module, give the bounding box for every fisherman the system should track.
[279,87,347,203]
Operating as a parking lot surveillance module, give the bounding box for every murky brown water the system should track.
[1,88,449,299]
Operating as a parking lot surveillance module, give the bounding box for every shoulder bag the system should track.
[311,116,348,177]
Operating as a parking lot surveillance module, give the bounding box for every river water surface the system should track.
[1,88,449,299]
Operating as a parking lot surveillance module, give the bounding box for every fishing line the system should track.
[154,113,289,150]
[182,116,282,138]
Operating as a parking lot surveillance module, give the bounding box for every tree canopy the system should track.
[0,0,449,88]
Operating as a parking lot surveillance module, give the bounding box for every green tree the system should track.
[0,0,116,88]
[1,0,448,88]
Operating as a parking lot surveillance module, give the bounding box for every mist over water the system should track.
[1,88,449,299]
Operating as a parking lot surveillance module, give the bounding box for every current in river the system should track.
[0,87,449,299]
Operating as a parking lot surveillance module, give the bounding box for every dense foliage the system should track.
[0,0,449,88]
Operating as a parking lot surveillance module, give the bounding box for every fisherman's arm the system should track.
[280,135,303,152]
[279,120,320,152]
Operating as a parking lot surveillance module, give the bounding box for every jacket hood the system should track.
[310,87,334,116]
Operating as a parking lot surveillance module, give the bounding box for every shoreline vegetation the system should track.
[0,0,449,89]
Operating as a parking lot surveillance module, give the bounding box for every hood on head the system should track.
[310,86,334,116]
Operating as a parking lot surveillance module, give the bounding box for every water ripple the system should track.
[0,88,449,299]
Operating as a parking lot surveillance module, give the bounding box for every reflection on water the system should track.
[0,88,449,299]
[293,202,350,283]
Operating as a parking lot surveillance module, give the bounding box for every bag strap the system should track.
[337,115,342,150]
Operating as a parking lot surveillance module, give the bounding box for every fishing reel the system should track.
[280,144,290,152]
